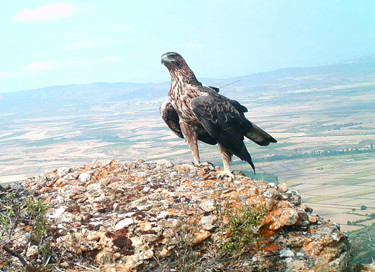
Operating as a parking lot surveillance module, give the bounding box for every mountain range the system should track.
[1,55,375,119]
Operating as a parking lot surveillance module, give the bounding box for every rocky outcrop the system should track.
[2,160,356,271]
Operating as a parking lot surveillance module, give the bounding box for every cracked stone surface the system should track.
[1,159,360,271]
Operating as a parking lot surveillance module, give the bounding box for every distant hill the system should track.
[1,55,374,118]
[0,82,170,117]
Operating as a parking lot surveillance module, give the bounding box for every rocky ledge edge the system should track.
[1,159,364,271]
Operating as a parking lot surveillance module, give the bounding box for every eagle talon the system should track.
[216,170,235,180]
[193,162,213,168]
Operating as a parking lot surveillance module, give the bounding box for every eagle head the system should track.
[161,52,186,70]
[161,52,198,83]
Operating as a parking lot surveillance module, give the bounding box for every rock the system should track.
[141,249,153,260]
[280,248,295,258]
[2,159,355,272]
[263,188,281,199]
[48,206,66,219]
[289,190,301,205]
[95,250,113,265]
[301,203,313,212]
[278,183,288,192]
[113,252,121,261]
[309,214,319,223]
[269,208,299,230]
[192,230,211,245]
[78,172,91,182]
[199,199,216,212]
[160,247,170,257]
[87,233,100,241]
[60,262,69,267]
[115,218,134,230]
[164,218,181,228]
[164,161,174,168]
[131,236,144,247]
[26,245,39,259]
[199,215,217,230]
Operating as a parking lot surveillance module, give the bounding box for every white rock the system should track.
[199,200,216,212]
[200,215,217,230]
[115,218,134,230]
[157,211,169,219]
[57,167,71,177]
[79,172,91,182]
[142,249,154,260]
[137,203,153,211]
[164,161,174,168]
[26,245,39,258]
[131,236,144,247]
[280,248,295,258]
[49,206,66,219]
[124,212,135,217]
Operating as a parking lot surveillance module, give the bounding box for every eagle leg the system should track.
[218,144,233,172]
[180,122,200,164]
[216,144,234,179]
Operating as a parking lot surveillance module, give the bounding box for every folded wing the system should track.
[160,101,217,145]
[190,94,255,171]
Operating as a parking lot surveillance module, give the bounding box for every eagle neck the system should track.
[169,65,200,86]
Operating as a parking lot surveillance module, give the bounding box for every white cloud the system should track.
[24,61,61,71]
[12,2,75,23]
[0,72,10,78]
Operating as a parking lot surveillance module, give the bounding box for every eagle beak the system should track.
[161,54,169,65]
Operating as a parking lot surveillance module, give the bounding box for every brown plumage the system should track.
[160,52,277,173]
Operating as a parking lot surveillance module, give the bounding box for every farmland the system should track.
[1,59,375,232]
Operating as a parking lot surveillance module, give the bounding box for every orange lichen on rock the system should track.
[1,160,353,271]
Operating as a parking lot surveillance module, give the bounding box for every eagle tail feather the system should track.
[245,123,277,146]
[236,144,256,174]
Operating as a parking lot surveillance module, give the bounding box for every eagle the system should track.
[160,52,276,175]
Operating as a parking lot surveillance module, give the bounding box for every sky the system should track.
[0,1,374,93]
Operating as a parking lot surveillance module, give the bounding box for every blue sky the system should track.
[0,1,374,93]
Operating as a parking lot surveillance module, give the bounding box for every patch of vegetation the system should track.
[145,202,267,271]
[148,221,225,271]
[221,204,267,255]
[347,223,375,265]
[0,189,53,271]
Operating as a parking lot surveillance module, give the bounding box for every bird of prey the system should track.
[160,52,276,175]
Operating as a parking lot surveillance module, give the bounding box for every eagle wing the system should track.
[160,101,217,145]
[190,91,276,171]
[190,93,255,167]
[200,88,276,146]
[160,101,183,138]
